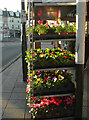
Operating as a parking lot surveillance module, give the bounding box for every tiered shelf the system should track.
[33,34,76,42]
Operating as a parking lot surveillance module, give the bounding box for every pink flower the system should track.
[38,74,41,78]
[50,52,53,55]
[27,76,30,82]
[40,102,46,106]
[51,108,54,111]
[26,88,29,93]
[64,106,67,110]
[31,104,33,107]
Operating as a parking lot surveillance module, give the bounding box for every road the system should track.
[0,38,22,70]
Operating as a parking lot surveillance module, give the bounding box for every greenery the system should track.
[26,69,73,93]
[26,23,76,35]
[26,26,38,35]
[67,24,76,33]
[36,24,47,35]
[25,48,75,69]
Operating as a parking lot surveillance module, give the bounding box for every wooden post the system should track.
[75,1,86,119]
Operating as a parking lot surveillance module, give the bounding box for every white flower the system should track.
[34,75,37,79]
[54,78,57,82]
[31,108,33,111]
[33,116,35,119]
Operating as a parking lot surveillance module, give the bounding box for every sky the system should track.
[0,0,27,12]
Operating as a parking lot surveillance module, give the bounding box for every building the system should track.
[8,11,21,37]
[0,9,21,40]
[0,9,3,41]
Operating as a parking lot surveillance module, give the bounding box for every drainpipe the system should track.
[75,0,86,119]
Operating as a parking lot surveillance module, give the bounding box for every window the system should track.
[18,25,20,29]
[12,25,14,29]
[9,11,14,16]
[15,12,19,17]
[12,19,14,22]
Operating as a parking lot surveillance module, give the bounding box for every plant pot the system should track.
[31,81,75,96]
[68,32,76,34]
[33,61,75,69]
[60,32,68,35]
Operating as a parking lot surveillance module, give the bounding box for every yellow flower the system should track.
[39,53,44,57]
[33,71,35,75]
[30,71,35,76]
[30,73,32,76]
[62,24,65,28]
[55,55,57,58]
[60,53,64,55]
[50,55,52,58]
[58,19,61,23]
[55,70,59,75]
[46,48,50,51]
[37,78,40,83]
[44,73,47,76]
[33,58,35,61]
[58,75,62,78]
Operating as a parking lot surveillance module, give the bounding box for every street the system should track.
[0,38,22,70]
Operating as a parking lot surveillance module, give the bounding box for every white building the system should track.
[0,9,21,40]
[0,9,3,41]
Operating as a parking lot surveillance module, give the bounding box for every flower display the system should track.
[25,48,75,69]
[26,69,75,96]
[28,96,75,119]
[26,20,76,36]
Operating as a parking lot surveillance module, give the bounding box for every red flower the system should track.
[62,56,68,58]
[44,77,48,81]
[64,106,67,110]
[38,71,42,74]
[56,20,60,25]
[43,79,46,83]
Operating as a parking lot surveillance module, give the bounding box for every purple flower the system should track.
[63,70,68,73]
[52,77,56,80]
[38,74,41,78]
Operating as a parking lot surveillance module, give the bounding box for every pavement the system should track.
[0,56,89,120]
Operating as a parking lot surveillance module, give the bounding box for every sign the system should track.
[21,10,26,23]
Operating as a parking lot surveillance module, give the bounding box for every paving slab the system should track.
[6,99,26,109]
[2,108,25,119]
[10,92,26,100]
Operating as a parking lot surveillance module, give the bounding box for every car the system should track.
[4,35,10,38]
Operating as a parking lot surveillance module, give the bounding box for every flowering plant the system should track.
[36,24,48,35]
[26,69,74,96]
[25,48,75,69]
[28,96,75,119]
[55,25,68,34]
[67,24,76,33]
[26,26,38,35]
